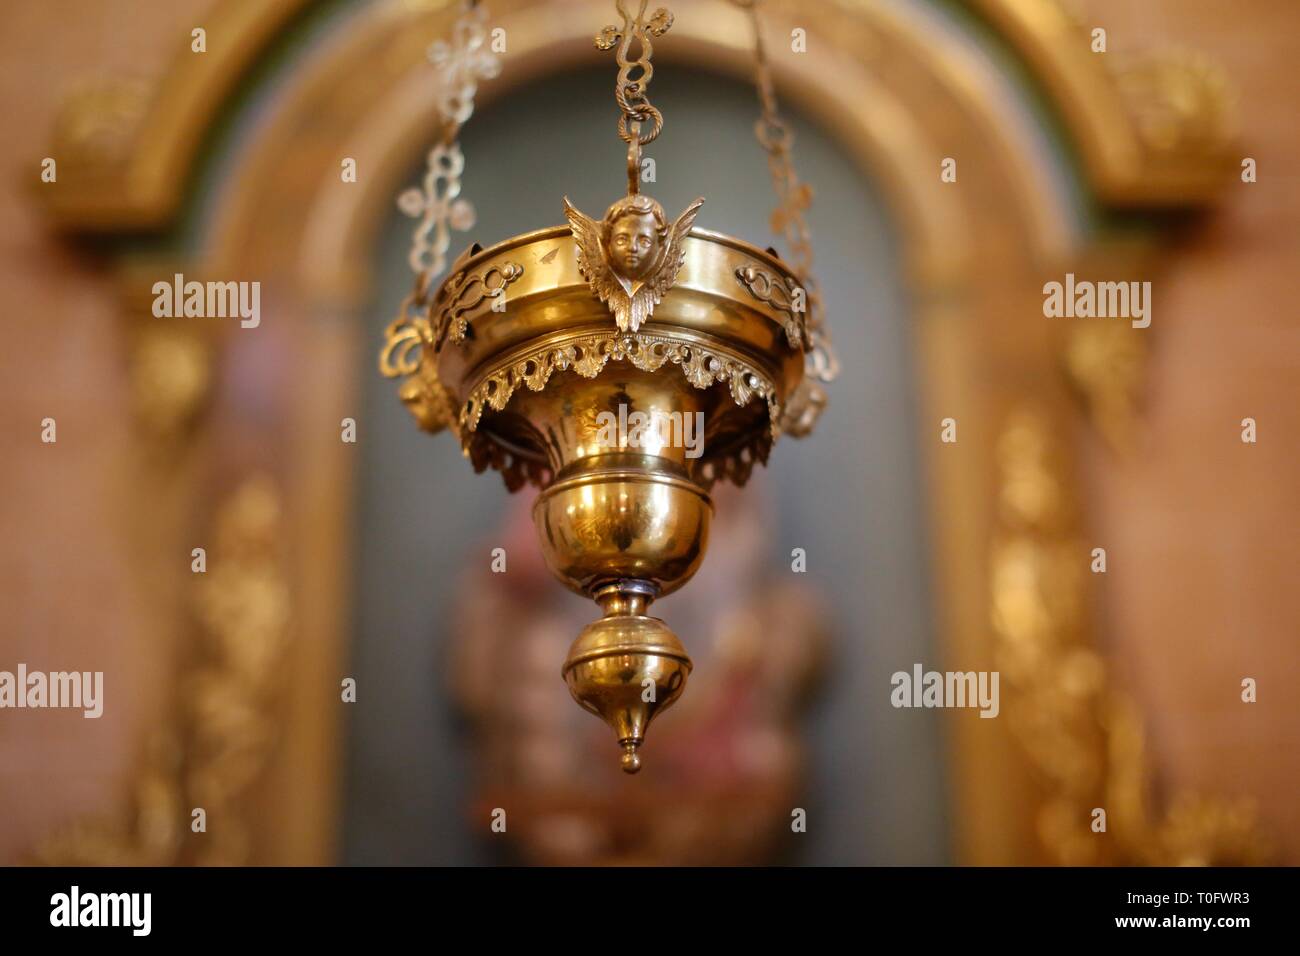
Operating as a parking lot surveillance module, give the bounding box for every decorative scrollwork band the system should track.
[433,260,525,346]
[734,263,808,349]
[460,330,781,439]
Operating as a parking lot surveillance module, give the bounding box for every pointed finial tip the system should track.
[621,742,642,774]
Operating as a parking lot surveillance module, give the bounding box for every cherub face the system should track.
[607,212,660,280]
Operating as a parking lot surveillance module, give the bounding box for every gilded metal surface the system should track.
[561,585,692,774]
[460,328,780,439]
[385,224,805,491]
[398,216,798,765]
[399,358,461,436]
[433,225,807,365]
[734,263,807,349]
[563,3,705,332]
[535,467,712,596]
[564,195,704,332]
[596,0,674,150]
[567,0,707,339]
[436,259,525,346]
[379,292,430,379]
[376,0,821,766]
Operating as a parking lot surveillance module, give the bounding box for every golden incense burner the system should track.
[381,0,833,771]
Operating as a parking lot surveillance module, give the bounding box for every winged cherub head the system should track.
[564,192,705,333]
[602,194,669,282]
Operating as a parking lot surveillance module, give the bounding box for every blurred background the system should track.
[1,0,1296,866]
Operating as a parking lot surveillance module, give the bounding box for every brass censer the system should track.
[381,0,837,772]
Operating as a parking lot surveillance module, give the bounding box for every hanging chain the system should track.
[398,0,501,304]
[381,0,499,430]
[733,0,839,384]
[596,1,674,194]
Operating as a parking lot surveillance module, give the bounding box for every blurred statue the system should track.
[450,476,830,865]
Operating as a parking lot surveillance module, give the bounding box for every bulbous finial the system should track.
[561,582,692,774]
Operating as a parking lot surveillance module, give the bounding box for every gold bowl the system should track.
[533,463,713,598]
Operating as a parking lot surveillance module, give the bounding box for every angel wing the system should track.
[563,197,630,327]
[628,197,705,333]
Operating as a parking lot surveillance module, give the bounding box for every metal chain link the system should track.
[596,1,674,193]
[399,0,501,303]
[733,0,839,383]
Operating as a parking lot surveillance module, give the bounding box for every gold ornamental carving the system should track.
[565,195,704,333]
[1064,320,1148,452]
[734,263,808,350]
[33,478,290,866]
[128,326,213,441]
[436,260,525,346]
[1112,53,1232,157]
[992,409,1270,866]
[460,330,780,440]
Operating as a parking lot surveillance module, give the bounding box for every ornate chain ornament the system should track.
[398,0,500,287]
[596,1,674,194]
[733,0,840,390]
[563,2,704,333]
[380,1,500,435]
